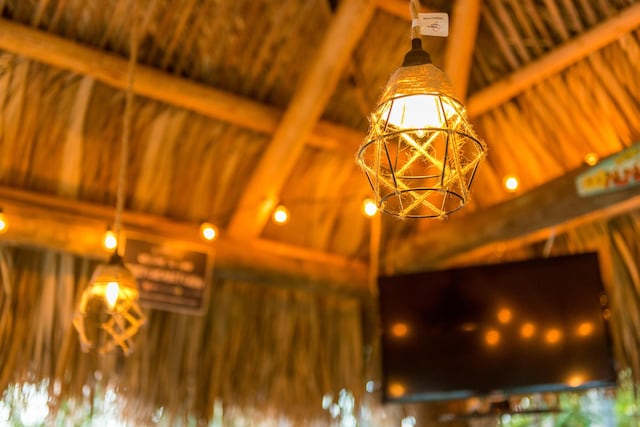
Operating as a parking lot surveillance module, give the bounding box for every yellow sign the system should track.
[576,144,640,197]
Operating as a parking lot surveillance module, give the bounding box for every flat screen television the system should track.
[378,252,617,404]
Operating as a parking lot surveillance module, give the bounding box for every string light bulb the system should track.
[0,208,7,234]
[103,228,118,251]
[584,153,599,166]
[200,222,218,241]
[503,175,519,192]
[363,199,378,217]
[273,205,289,224]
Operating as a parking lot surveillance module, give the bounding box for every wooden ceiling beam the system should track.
[467,2,640,117]
[0,18,364,153]
[387,157,640,273]
[0,186,369,293]
[444,0,482,101]
[226,0,377,239]
[376,0,412,20]
[5,2,638,153]
[376,0,437,21]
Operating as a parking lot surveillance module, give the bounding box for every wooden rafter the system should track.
[0,186,368,293]
[376,0,412,20]
[387,160,640,273]
[2,1,638,159]
[376,0,437,21]
[444,0,482,101]
[467,1,640,117]
[226,0,377,239]
[0,18,364,153]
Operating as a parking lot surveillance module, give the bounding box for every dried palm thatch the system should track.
[0,246,370,425]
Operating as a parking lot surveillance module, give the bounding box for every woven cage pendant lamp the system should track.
[73,6,145,355]
[73,253,145,355]
[357,5,486,219]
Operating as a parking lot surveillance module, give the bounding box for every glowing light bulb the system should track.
[0,210,7,234]
[385,94,448,129]
[105,281,120,309]
[584,153,599,166]
[200,222,217,241]
[503,175,519,192]
[273,206,289,224]
[103,229,117,250]
[363,199,377,217]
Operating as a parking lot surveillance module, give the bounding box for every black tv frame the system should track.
[378,252,618,404]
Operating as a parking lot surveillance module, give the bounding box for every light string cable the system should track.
[410,0,420,39]
[114,2,138,250]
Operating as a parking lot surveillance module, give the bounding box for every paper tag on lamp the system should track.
[413,13,449,37]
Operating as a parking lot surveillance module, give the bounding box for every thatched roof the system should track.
[0,0,639,277]
[1,0,640,424]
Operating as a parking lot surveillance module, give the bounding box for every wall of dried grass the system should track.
[0,246,366,425]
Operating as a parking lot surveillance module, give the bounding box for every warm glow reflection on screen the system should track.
[485,329,500,346]
[460,322,477,332]
[545,328,562,344]
[577,322,594,337]
[377,253,616,402]
[388,383,406,398]
[391,322,409,338]
[521,322,536,339]
[567,373,586,387]
[498,308,512,324]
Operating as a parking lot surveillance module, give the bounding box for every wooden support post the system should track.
[444,0,482,101]
[226,0,377,239]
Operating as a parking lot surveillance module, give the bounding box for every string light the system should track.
[0,208,7,234]
[199,222,218,241]
[584,153,599,166]
[362,199,378,217]
[273,205,289,224]
[503,175,519,192]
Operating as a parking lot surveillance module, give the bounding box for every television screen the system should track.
[378,253,617,404]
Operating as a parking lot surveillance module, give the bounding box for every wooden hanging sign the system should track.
[576,144,640,197]
[123,235,214,315]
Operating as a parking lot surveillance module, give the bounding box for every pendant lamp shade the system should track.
[73,254,145,355]
[357,39,486,219]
